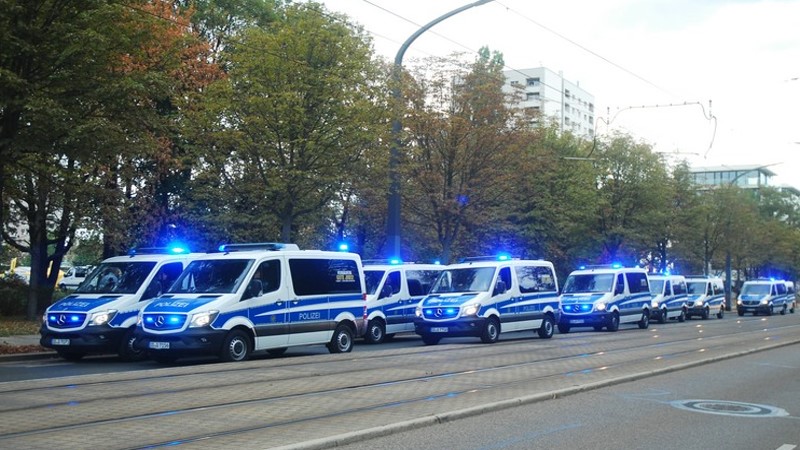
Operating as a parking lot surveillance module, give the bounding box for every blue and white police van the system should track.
[134,243,367,363]
[784,281,796,314]
[558,265,651,333]
[737,278,791,316]
[647,274,688,323]
[40,247,195,361]
[363,261,442,344]
[414,256,559,345]
[685,275,726,319]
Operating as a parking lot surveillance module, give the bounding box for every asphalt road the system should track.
[0,313,797,449]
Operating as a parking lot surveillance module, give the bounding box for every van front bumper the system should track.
[736,304,772,315]
[414,317,486,338]
[133,327,227,358]
[40,324,126,354]
[559,312,610,328]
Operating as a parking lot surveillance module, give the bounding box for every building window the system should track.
[526,92,540,101]
[526,77,540,86]
[564,89,571,98]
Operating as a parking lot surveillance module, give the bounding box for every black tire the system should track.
[767,306,774,316]
[658,308,668,324]
[677,308,686,322]
[701,307,710,320]
[327,324,354,353]
[267,347,288,356]
[790,303,795,314]
[364,318,386,344]
[118,328,146,362]
[638,310,650,329]
[717,307,725,319]
[152,355,177,364]
[421,334,441,345]
[537,314,555,339]
[58,283,67,291]
[480,317,500,343]
[780,305,787,316]
[607,312,620,332]
[737,309,745,317]
[56,350,86,361]
[219,329,251,362]
[557,323,570,334]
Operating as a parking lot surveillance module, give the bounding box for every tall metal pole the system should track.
[386,0,494,259]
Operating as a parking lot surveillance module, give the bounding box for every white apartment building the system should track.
[503,67,595,139]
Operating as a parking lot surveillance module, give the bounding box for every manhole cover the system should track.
[671,400,788,418]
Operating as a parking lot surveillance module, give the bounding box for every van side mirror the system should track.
[493,280,507,296]
[379,284,393,299]
[243,279,262,300]
[615,284,624,295]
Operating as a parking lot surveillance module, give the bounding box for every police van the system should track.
[785,281,796,314]
[737,278,791,316]
[414,256,559,345]
[40,247,195,361]
[648,274,688,323]
[134,243,367,363]
[558,265,651,333]
[363,261,442,344]
[685,275,726,319]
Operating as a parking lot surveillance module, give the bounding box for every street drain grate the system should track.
[670,400,789,418]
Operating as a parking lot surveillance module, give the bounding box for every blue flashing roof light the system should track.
[389,258,402,265]
[611,263,623,269]
[337,242,350,252]
[497,253,511,261]
[578,265,587,270]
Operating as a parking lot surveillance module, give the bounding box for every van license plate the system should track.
[430,327,448,333]
[570,319,585,324]
[149,342,170,350]
[51,338,70,346]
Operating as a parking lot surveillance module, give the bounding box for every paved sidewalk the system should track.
[0,334,54,361]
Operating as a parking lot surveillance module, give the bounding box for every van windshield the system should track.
[170,259,253,294]
[562,274,614,294]
[364,270,386,295]
[430,267,495,294]
[741,283,770,296]
[649,280,665,295]
[76,262,157,294]
[686,282,707,295]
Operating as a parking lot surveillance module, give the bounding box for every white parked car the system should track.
[59,266,92,291]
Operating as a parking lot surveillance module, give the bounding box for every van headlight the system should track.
[89,310,118,326]
[595,302,607,312]
[651,300,660,308]
[737,299,743,306]
[189,311,219,328]
[415,306,423,318]
[695,300,704,307]
[462,304,480,316]
[760,299,769,305]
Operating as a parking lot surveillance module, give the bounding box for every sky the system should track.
[317,0,800,187]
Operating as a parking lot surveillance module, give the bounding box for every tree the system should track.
[187,2,388,246]
[0,0,220,318]
[401,49,524,263]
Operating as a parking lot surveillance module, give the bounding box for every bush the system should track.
[0,277,29,316]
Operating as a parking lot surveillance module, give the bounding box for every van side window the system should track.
[776,283,787,295]
[615,274,625,294]
[625,272,648,294]
[288,258,361,296]
[516,265,556,293]
[665,280,672,295]
[673,280,686,295]
[254,259,281,295]
[386,271,401,295]
[406,270,439,296]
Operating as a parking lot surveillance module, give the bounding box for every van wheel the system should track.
[118,328,146,361]
[537,315,554,339]
[658,308,668,324]
[767,306,774,316]
[678,308,686,322]
[364,319,386,344]
[480,317,500,343]
[607,312,620,332]
[557,323,570,334]
[701,307,710,320]
[638,311,650,329]
[327,324,353,353]
[57,350,86,361]
[267,347,287,356]
[421,334,441,345]
[220,330,251,362]
[737,309,745,316]
[790,303,795,313]
[780,305,787,315]
[717,307,725,319]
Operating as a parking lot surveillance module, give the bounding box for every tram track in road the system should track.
[0,315,798,449]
